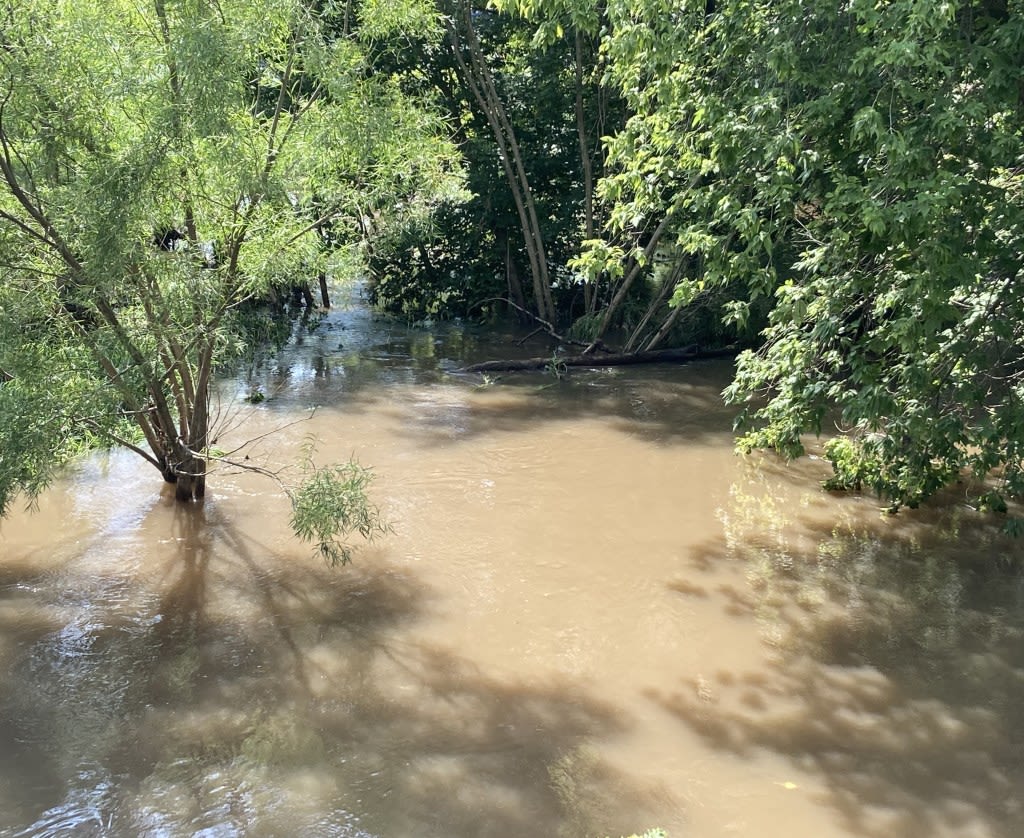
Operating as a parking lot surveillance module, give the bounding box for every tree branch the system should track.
[82,419,162,470]
[474,296,599,350]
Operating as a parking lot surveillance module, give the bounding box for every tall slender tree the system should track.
[443,0,556,322]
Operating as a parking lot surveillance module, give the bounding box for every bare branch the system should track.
[474,296,598,350]
[214,408,320,460]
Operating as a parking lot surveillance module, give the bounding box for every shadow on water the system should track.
[655,466,1024,838]
[0,493,656,838]
[13,288,1024,837]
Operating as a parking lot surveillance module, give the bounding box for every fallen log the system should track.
[463,345,736,373]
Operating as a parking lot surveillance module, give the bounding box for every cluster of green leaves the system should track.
[366,200,491,320]
[289,446,391,566]
[0,333,111,515]
[725,0,1024,513]
[551,0,1024,514]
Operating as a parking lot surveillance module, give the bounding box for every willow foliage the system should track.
[0,0,461,553]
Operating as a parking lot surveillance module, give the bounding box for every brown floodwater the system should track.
[2,291,1023,838]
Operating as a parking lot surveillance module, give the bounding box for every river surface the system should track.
[2,288,1023,838]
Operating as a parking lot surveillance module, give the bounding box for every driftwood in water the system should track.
[463,345,736,373]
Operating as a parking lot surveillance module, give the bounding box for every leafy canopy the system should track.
[0,0,462,553]
[527,0,1024,515]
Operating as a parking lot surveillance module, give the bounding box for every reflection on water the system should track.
[1,286,1023,837]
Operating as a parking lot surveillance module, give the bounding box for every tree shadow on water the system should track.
[656,480,1024,838]
[0,497,652,837]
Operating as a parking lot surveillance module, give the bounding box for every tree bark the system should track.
[574,30,599,316]
[446,3,555,323]
[624,254,687,352]
[498,228,527,313]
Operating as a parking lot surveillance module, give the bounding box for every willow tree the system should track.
[0,0,461,557]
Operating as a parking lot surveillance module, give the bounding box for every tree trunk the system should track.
[585,205,682,352]
[574,30,599,316]
[498,228,527,313]
[319,273,331,308]
[644,293,690,352]
[463,345,736,373]
[160,457,178,484]
[446,3,555,323]
[174,453,206,501]
[624,254,687,352]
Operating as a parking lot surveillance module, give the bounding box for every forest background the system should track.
[0,0,1022,543]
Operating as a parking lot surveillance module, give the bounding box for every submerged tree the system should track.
[718,0,1024,516]
[0,0,461,555]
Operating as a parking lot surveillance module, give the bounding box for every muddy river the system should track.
[2,288,1023,837]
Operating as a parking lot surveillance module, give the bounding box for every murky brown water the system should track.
[2,289,1023,837]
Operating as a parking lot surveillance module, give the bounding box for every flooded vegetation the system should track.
[2,294,1023,838]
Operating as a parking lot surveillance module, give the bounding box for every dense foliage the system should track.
[0,0,459,551]
[2,0,1023,528]
[508,0,1024,516]
[358,1,619,325]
